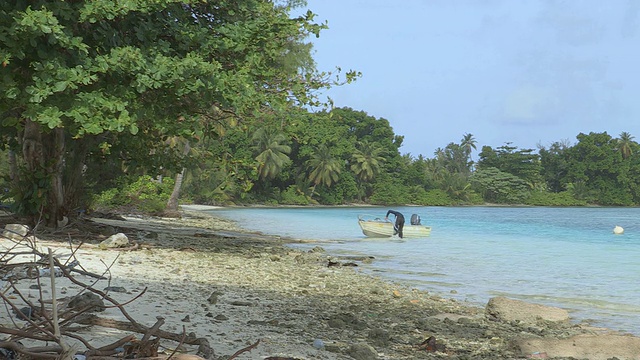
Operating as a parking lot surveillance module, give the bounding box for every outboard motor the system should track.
[410,214,421,225]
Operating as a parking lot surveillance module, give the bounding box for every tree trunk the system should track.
[164,141,191,218]
[8,150,18,184]
[164,168,185,218]
[48,127,65,226]
[21,119,66,228]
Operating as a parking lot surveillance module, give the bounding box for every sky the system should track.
[299,0,640,159]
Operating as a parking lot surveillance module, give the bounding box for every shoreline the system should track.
[2,208,640,359]
[187,205,640,334]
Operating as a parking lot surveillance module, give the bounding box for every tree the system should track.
[470,167,530,204]
[477,143,542,188]
[617,132,635,160]
[565,132,632,205]
[252,127,292,180]
[307,144,341,195]
[538,140,571,193]
[1,1,351,225]
[165,138,193,216]
[460,132,477,170]
[350,141,385,183]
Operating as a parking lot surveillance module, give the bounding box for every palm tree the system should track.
[307,144,341,195]
[251,127,291,180]
[618,132,635,159]
[350,141,385,182]
[460,133,477,172]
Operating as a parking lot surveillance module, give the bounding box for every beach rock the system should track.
[2,224,29,240]
[69,292,105,312]
[486,296,569,324]
[104,286,127,293]
[346,342,378,360]
[14,306,35,320]
[516,333,640,360]
[98,233,129,249]
[368,328,390,346]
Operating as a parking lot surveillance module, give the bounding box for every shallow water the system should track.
[207,206,640,335]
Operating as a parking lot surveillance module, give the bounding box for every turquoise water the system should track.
[207,206,640,335]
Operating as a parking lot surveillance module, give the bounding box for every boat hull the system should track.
[358,219,431,238]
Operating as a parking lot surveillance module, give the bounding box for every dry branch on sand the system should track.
[0,224,255,360]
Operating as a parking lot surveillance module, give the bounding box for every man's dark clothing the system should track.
[386,210,405,238]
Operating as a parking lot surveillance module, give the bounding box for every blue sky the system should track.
[300,0,640,158]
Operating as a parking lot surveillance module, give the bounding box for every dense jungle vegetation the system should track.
[1,1,639,226]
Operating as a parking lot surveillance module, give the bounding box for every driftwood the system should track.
[0,227,224,359]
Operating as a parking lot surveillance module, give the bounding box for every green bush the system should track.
[423,189,453,206]
[524,191,587,206]
[280,185,309,205]
[369,178,410,205]
[93,175,175,214]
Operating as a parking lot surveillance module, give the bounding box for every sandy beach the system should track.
[2,207,640,359]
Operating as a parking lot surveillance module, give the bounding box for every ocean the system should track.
[205,206,640,335]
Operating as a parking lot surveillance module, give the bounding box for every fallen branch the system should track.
[74,315,213,357]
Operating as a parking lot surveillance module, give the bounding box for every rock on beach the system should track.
[2,224,29,240]
[486,296,570,324]
[98,232,129,249]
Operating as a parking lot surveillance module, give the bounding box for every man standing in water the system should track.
[385,210,405,238]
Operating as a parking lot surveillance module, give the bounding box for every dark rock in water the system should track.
[181,315,190,322]
[69,292,105,312]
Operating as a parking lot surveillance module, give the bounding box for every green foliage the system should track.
[477,143,542,187]
[422,189,453,206]
[252,127,291,180]
[280,185,309,205]
[93,175,174,214]
[539,141,571,193]
[1,0,348,219]
[563,132,636,205]
[470,167,530,204]
[368,174,410,205]
[307,143,342,188]
[0,149,10,194]
[524,191,587,206]
[4,167,49,218]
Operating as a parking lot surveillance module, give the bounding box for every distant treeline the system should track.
[173,107,639,207]
[3,106,637,213]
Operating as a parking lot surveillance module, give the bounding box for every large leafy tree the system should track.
[470,167,530,204]
[477,143,542,188]
[538,140,572,193]
[0,1,349,225]
[565,132,632,205]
